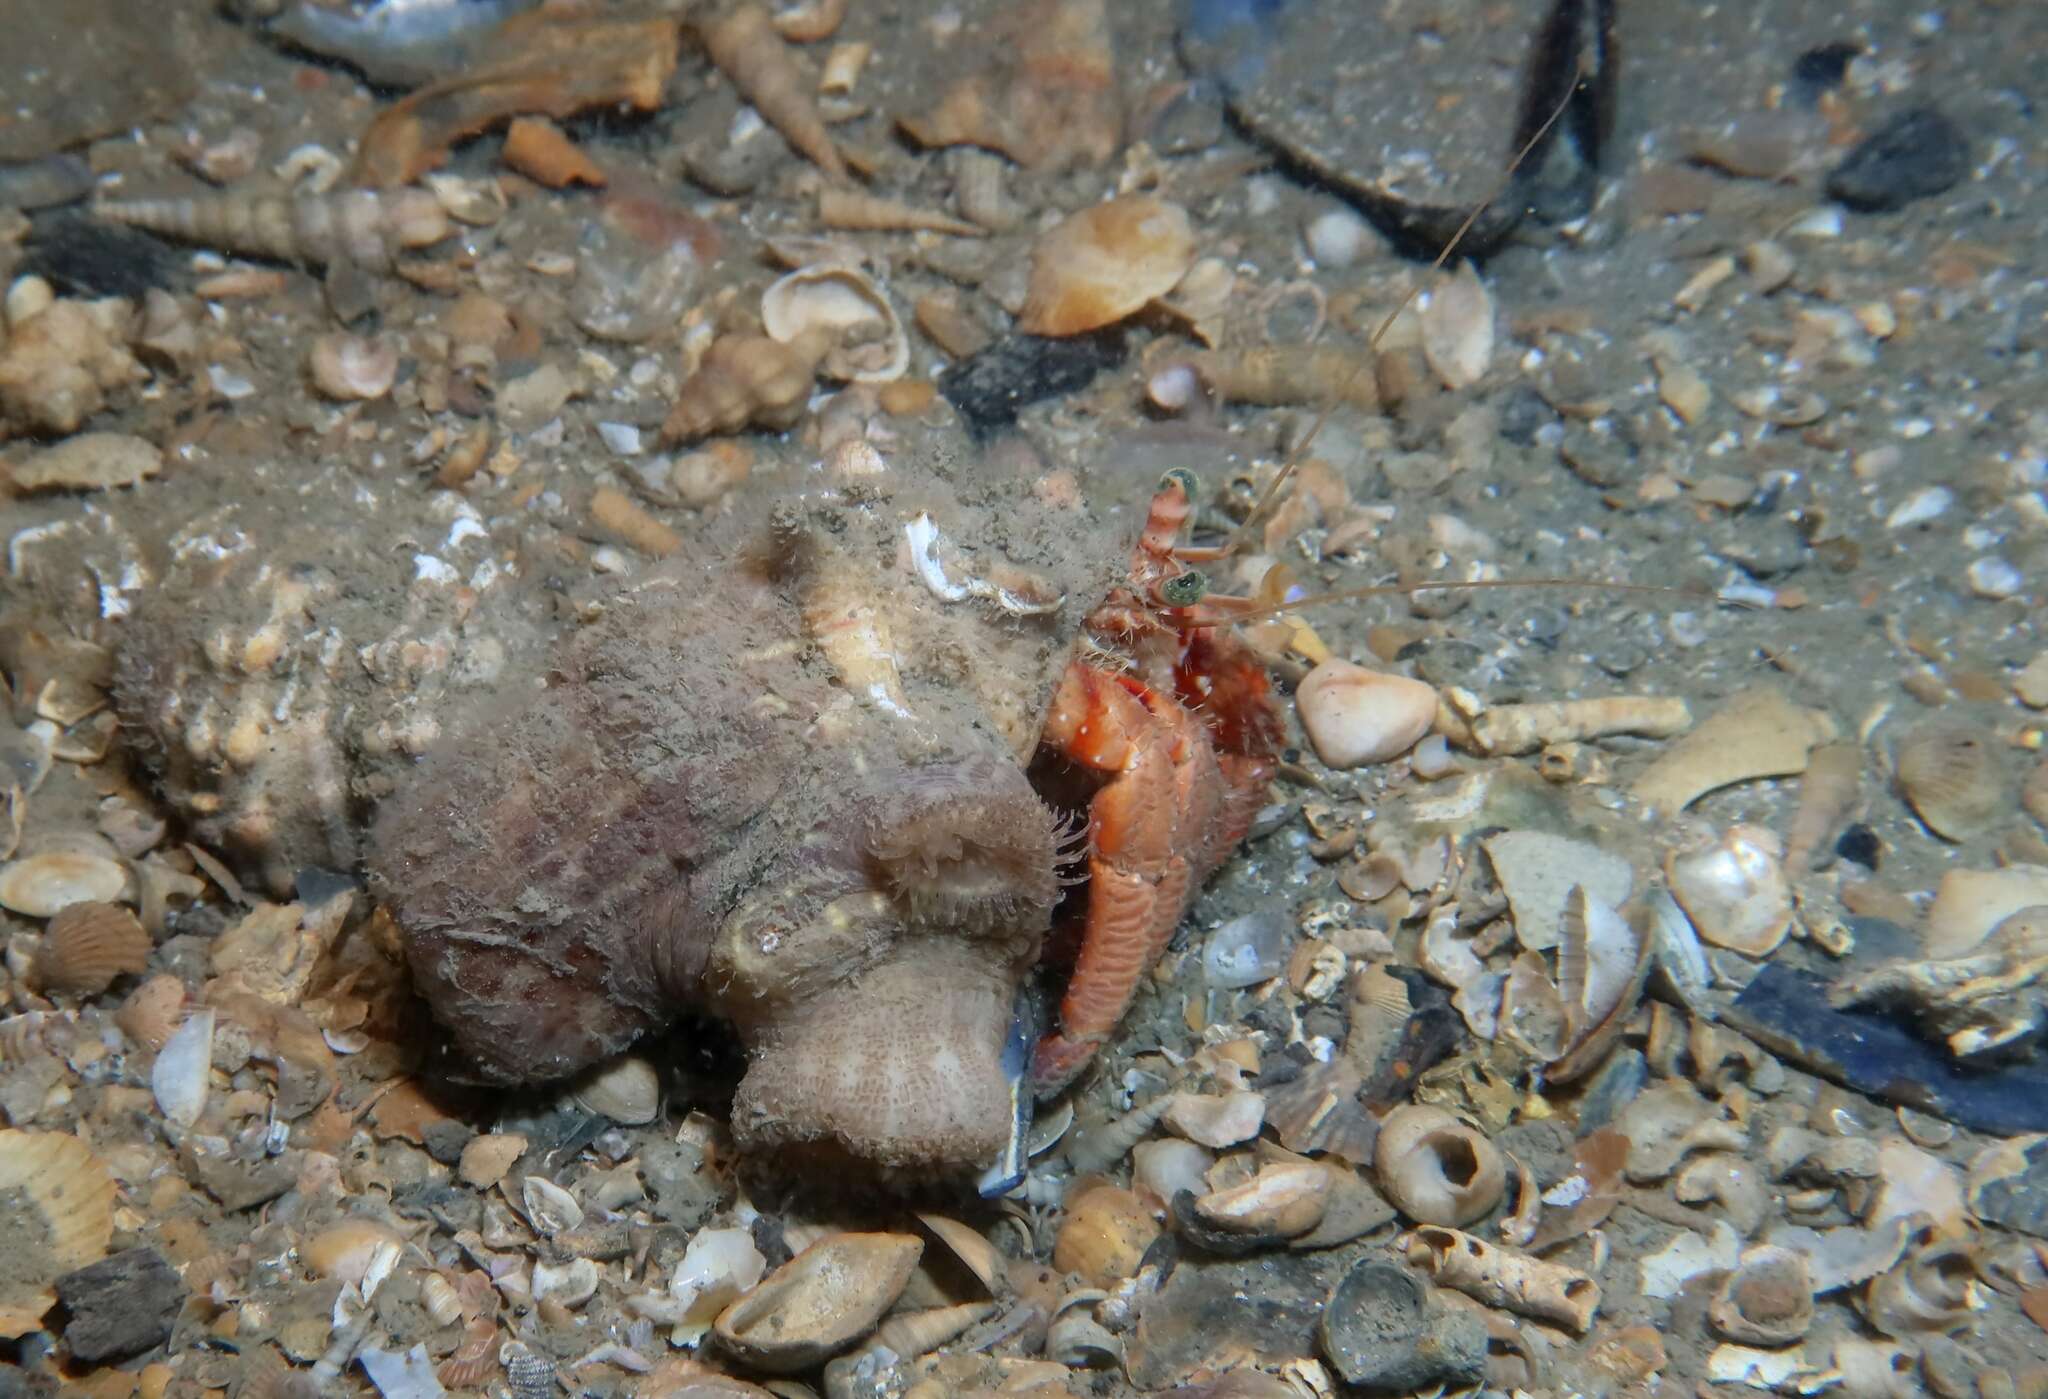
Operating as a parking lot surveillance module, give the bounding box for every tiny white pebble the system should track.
[1304,207,1372,269]
[598,422,643,456]
[1967,557,2023,599]
[207,364,256,400]
[412,553,458,584]
[1719,579,1777,609]
[591,545,632,575]
[1895,417,1933,439]
[1245,176,1283,217]
[629,356,662,387]
[1669,612,1708,648]
[1885,485,1952,529]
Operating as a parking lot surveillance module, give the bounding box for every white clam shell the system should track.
[1665,825,1792,958]
[0,843,129,917]
[760,265,908,384]
[1296,660,1438,769]
[151,1006,215,1127]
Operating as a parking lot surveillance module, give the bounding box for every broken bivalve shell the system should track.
[1046,1307,1123,1368]
[1165,1090,1265,1148]
[307,332,398,401]
[715,1233,922,1372]
[151,1006,215,1127]
[519,1175,584,1235]
[1016,195,1195,336]
[1374,1105,1506,1228]
[32,900,149,996]
[1550,886,1651,1082]
[0,1130,116,1339]
[1710,1247,1815,1347]
[571,1053,661,1124]
[1896,722,2006,842]
[1666,826,1793,958]
[302,1219,404,1289]
[1296,660,1438,769]
[1190,1161,1332,1241]
[761,265,909,384]
[532,1257,600,1308]
[0,837,129,917]
[1862,1239,1985,1338]
[1132,1138,1214,1208]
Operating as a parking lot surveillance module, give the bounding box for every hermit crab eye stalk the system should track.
[1157,467,1199,501]
[1160,569,1209,608]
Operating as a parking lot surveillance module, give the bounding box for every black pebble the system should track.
[1495,383,1557,446]
[1835,821,1881,870]
[1790,41,1862,104]
[54,1246,184,1363]
[938,332,1125,436]
[20,213,184,300]
[1826,107,1969,212]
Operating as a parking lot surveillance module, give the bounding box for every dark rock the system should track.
[1835,823,1882,871]
[1726,963,2048,1134]
[1495,384,1558,445]
[1319,1259,1488,1392]
[1790,42,1862,106]
[0,1363,61,1399]
[1129,1255,1333,1388]
[1496,1117,1575,1187]
[54,1246,184,1363]
[938,333,1125,436]
[420,1118,475,1166]
[0,155,93,214]
[1571,1046,1647,1133]
[181,1144,300,1212]
[21,213,185,300]
[1972,1139,2048,1238]
[1827,107,1969,212]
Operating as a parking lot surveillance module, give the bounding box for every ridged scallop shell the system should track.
[1710,1246,1815,1346]
[1016,196,1195,336]
[33,900,150,995]
[1896,722,2006,842]
[1374,1104,1506,1227]
[760,265,909,384]
[0,1130,116,1338]
[714,1233,922,1372]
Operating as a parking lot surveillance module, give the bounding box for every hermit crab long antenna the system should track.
[1223,51,1596,560]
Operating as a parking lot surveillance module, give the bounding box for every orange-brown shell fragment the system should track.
[1016,196,1195,336]
[503,116,607,188]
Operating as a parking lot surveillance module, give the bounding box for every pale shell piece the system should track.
[571,1053,661,1124]
[520,1175,584,1235]
[532,1257,600,1308]
[1498,950,1566,1061]
[1015,196,1195,336]
[715,1233,922,1372]
[1631,686,1838,818]
[1374,1105,1505,1228]
[1895,722,2005,843]
[0,1130,116,1338]
[1640,1220,1743,1300]
[1616,1080,1745,1182]
[1482,830,1634,952]
[914,1212,1004,1294]
[457,1132,527,1189]
[1402,1226,1599,1332]
[1045,1311,1122,1368]
[1665,825,1793,958]
[1191,1161,1332,1239]
[303,1220,404,1287]
[1164,1090,1265,1148]
[1131,1138,1214,1208]
[871,1300,996,1358]
[669,1226,769,1343]
[1764,1220,1914,1294]
[1295,661,1437,769]
[760,265,909,384]
[33,900,149,995]
[1709,1247,1815,1347]
[1052,1184,1159,1286]
[1646,887,1714,1018]
[1862,1239,1984,1338]
[1924,865,2048,959]
[1706,1344,1805,1388]
[1550,886,1651,1082]
[1867,1138,1967,1237]
[9,432,162,493]
[307,332,398,401]
[0,843,129,917]
[419,1271,464,1326]
[115,973,186,1053]
[151,1006,215,1127]
[1418,262,1494,390]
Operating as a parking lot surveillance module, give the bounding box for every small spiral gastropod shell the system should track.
[1374,1104,1506,1227]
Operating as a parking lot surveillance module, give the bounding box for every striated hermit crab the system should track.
[371,440,1284,1175]
[105,435,1283,1175]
